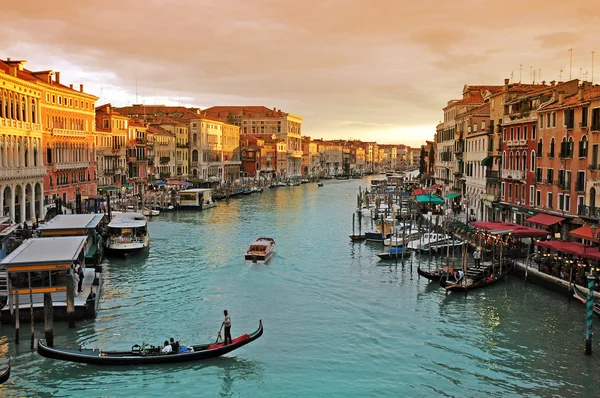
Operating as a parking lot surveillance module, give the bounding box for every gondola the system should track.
[0,358,10,385]
[572,285,600,316]
[440,267,512,292]
[37,320,263,366]
[416,265,445,281]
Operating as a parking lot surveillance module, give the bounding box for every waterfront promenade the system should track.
[1,178,599,397]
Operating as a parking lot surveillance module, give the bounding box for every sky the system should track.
[2,0,600,147]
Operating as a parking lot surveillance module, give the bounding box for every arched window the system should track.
[537,139,543,155]
[561,137,567,157]
[522,151,527,172]
[502,151,506,168]
[550,138,555,157]
[580,135,588,157]
[515,151,520,171]
[568,137,575,158]
[530,150,535,171]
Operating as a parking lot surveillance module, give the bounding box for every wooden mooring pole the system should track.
[66,272,75,329]
[44,292,54,347]
[14,291,19,344]
[585,274,595,355]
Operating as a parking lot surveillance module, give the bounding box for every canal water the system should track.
[1,178,600,397]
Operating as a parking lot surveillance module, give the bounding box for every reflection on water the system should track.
[1,179,600,396]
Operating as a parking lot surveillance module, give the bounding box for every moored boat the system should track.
[572,285,600,316]
[0,358,10,384]
[377,247,403,259]
[417,266,446,281]
[440,267,512,292]
[245,237,276,263]
[106,212,150,254]
[142,208,160,217]
[37,321,263,365]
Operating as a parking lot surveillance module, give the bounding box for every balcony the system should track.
[288,150,303,158]
[580,121,588,129]
[485,170,500,180]
[176,143,190,148]
[54,161,91,171]
[559,152,572,159]
[501,169,525,180]
[553,180,571,191]
[136,138,147,145]
[592,124,600,133]
[0,118,43,131]
[160,157,170,163]
[52,128,88,137]
[0,166,46,179]
[544,179,553,184]
[190,161,199,168]
[547,152,555,158]
[578,205,600,219]
[507,140,528,147]
[589,164,599,171]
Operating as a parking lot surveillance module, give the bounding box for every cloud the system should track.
[1,0,599,147]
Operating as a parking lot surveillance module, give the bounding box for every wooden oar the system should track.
[215,324,224,344]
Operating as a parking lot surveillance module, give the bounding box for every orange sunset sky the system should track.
[2,0,599,147]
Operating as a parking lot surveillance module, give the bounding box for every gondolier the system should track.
[223,310,232,345]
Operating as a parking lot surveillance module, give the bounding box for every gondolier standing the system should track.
[223,310,232,345]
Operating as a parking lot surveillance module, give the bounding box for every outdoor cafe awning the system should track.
[569,225,600,242]
[413,189,427,196]
[471,221,548,238]
[445,192,461,199]
[536,240,599,257]
[415,194,445,205]
[526,213,565,227]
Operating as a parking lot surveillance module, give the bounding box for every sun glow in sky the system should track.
[2,0,599,147]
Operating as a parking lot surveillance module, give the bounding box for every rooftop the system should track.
[1,236,86,265]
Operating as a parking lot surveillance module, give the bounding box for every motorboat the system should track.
[383,229,422,247]
[142,208,160,217]
[245,237,276,264]
[106,212,150,254]
[406,233,455,252]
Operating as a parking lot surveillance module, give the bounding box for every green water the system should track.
[1,179,599,397]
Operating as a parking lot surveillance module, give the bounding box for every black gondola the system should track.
[572,285,600,316]
[37,320,263,366]
[439,267,512,292]
[0,358,10,385]
[417,266,445,281]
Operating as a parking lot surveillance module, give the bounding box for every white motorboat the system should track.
[106,212,150,254]
[406,233,453,252]
[383,229,422,247]
[142,208,160,217]
[245,237,276,264]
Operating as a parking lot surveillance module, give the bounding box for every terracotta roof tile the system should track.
[202,106,288,119]
[542,86,600,110]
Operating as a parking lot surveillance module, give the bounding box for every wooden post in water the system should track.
[44,292,54,347]
[585,273,595,355]
[14,291,19,344]
[66,272,75,328]
[428,216,432,270]
[28,272,35,349]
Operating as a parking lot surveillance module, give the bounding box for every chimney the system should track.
[558,91,565,104]
[550,80,556,86]
[79,84,84,92]
[55,71,60,84]
[69,84,73,89]
[542,80,546,86]
[578,85,584,101]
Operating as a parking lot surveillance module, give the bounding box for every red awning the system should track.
[526,213,565,227]
[413,189,427,196]
[569,225,600,242]
[430,184,439,189]
[472,221,548,238]
[536,240,598,256]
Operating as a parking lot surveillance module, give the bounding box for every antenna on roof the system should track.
[569,48,573,80]
[533,69,536,84]
[559,69,563,81]
[592,51,596,84]
[530,66,533,83]
[510,71,514,83]
[519,64,522,83]
[539,68,541,84]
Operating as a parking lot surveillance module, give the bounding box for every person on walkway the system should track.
[222,310,232,345]
[73,266,80,296]
[77,266,84,294]
[473,247,482,268]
